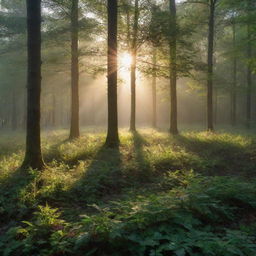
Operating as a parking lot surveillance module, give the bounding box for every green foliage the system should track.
[1,130,256,255]
[0,205,73,256]
[64,175,256,255]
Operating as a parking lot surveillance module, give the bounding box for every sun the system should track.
[120,52,132,68]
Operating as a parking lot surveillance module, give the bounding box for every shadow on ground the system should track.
[0,167,40,232]
[39,131,158,217]
[173,134,256,176]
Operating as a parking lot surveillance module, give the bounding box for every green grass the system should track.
[0,129,256,255]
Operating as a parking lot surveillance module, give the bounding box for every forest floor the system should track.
[1,128,256,255]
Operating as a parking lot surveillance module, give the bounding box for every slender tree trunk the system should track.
[130,0,139,132]
[130,53,137,131]
[105,0,119,147]
[12,90,17,130]
[69,0,80,139]
[169,0,178,134]
[246,19,252,128]
[152,47,157,128]
[206,0,215,132]
[126,5,131,49]
[214,87,217,125]
[231,21,237,126]
[22,0,44,170]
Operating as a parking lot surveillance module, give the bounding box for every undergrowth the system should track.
[0,129,256,255]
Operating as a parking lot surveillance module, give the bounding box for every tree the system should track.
[22,0,45,169]
[147,3,169,128]
[41,0,99,132]
[130,0,139,132]
[152,47,157,128]
[169,0,178,134]
[206,0,218,132]
[231,18,237,126]
[0,0,27,131]
[69,0,80,139]
[187,0,218,131]
[246,0,252,128]
[105,0,119,147]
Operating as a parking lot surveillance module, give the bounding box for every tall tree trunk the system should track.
[152,47,157,128]
[22,0,44,170]
[12,90,17,130]
[231,20,237,126]
[126,4,131,49]
[246,13,252,128]
[169,0,178,134]
[130,0,139,132]
[206,0,215,132]
[214,87,217,125]
[69,0,80,139]
[105,0,119,147]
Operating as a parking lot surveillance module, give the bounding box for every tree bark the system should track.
[214,87,217,125]
[246,6,252,128]
[105,0,119,147]
[69,0,80,139]
[169,0,178,134]
[206,0,215,132]
[231,20,237,126]
[152,47,157,128]
[22,0,44,170]
[126,4,131,50]
[130,0,139,132]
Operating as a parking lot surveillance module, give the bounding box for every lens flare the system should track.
[120,52,132,68]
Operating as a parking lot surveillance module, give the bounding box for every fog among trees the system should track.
[0,0,256,255]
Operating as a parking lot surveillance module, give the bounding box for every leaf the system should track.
[175,248,186,256]
[21,221,33,227]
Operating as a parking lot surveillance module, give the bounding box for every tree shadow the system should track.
[44,139,69,163]
[130,131,153,183]
[130,131,256,178]
[56,132,156,219]
[172,134,256,177]
[65,144,123,206]
[44,138,98,167]
[45,132,156,213]
[0,167,40,232]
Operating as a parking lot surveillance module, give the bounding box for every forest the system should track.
[0,0,256,255]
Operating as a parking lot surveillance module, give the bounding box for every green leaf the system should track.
[175,248,186,256]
